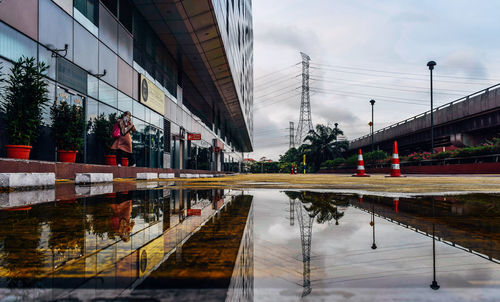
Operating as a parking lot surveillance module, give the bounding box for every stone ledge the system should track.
[137,173,158,180]
[159,173,175,179]
[0,189,55,209]
[75,173,113,184]
[75,183,113,196]
[0,173,55,188]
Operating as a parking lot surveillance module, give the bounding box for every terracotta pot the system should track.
[121,157,129,166]
[5,145,32,159]
[104,155,117,165]
[58,150,77,163]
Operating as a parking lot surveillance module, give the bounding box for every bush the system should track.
[321,158,345,168]
[407,152,431,161]
[364,150,389,164]
[344,154,358,167]
[50,101,85,151]
[430,151,453,160]
[90,113,118,152]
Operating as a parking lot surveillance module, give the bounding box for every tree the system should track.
[303,124,348,171]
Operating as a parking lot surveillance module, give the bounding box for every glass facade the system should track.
[0,0,251,171]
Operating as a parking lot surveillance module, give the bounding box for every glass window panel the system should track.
[132,119,146,167]
[118,0,133,32]
[86,98,98,123]
[118,91,133,114]
[87,74,98,99]
[0,22,37,61]
[99,101,117,117]
[39,0,73,61]
[98,42,117,87]
[38,45,56,79]
[117,25,133,65]
[74,21,98,73]
[133,101,145,121]
[145,107,151,124]
[99,3,118,53]
[41,80,56,126]
[74,0,98,26]
[98,80,117,108]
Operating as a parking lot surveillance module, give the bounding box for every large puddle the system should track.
[0,187,499,301]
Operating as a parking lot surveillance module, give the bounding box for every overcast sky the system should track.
[249,0,500,161]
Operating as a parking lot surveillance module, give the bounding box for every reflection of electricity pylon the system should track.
[295,203,313,297]
[289,198,295,226]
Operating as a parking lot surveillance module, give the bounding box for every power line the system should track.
[310,62,500,82]
[309,66,497,85]
[309,88,438,106]
[254,63,300,82]
[309,77,466,96]
[254,92,302,110]
[254,83,301,101]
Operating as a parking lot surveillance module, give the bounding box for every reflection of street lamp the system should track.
[370,99,375,152]
[427,61,436,153]
[430,199,440,290]
[371,200,377,250]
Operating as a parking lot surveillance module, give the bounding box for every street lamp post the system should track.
[371,201,377,250]
[370,99,375,152]
[427,61,436,153]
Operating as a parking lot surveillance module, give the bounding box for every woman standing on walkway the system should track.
[111,111,136,167]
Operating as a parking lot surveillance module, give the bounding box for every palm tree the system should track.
[303,124,348,171]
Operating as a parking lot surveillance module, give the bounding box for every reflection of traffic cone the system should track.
[294,164,297,174]
[359,194,363,203]
[394,198,399,213]
[387,141,405,177]
[352,149,370,177]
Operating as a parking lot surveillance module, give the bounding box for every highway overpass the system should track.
[349,84,500,155]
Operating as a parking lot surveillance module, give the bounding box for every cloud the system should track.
[256,23,320,53]
[441,51,488,79]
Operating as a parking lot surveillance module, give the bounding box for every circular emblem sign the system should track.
[140,250,148,273]
[141,78,148,102]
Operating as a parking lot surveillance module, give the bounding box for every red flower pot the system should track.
[5,145,32,159]
[104,155,117,165]
[58,150,77,163]
[121,157,129,166]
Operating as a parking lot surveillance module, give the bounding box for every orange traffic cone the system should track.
[387,141,405,177]
[352,149,370,177]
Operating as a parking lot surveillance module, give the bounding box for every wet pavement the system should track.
[0,185,499,301]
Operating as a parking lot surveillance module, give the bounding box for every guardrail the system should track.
[350,83,500,144]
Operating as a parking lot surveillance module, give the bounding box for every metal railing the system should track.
[350,83,500,144]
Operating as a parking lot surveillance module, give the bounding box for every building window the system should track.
[101,0,117,16]
[74,0,99,26]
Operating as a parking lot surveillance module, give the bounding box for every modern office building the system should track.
[0,0,253,171]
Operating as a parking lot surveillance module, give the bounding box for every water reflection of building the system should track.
[0,189,254,301]
[348,194,500,263]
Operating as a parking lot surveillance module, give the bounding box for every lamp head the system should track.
[427,61,437,70]
[370,99,375,105]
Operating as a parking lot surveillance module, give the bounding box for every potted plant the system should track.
[91,113,118,165]
[50,100,85,163]
[0,56,50,159]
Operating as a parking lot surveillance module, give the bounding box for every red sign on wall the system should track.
[187,209,202,216]
[188,133,201,140]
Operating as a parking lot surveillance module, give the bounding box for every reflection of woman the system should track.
[110,200,135,242]
[111,111,136,167]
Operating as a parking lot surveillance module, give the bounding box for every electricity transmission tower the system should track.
[289,121,295,149]
[295,52,313,146]
[295,200,313,297]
